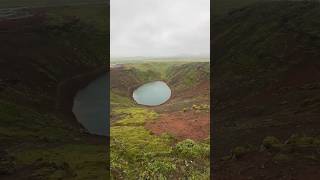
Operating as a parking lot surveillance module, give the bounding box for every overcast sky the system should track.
[111,0,210,58]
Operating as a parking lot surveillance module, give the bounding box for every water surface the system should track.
[133,81,171,106]
[72,75,108,136]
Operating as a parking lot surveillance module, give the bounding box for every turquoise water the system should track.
[133,81,171,106]
[72,75,108,136]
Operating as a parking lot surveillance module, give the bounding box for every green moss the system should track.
[112,108,158,126]
[110,126,173,179]
[167,62,209,91]
[111,126,172,156]
[110,91,134,108]
[110,126,209,178]
[125,62,187,80]
[15,144,108,180]
[173,139,210,159]
[286,134,319,147]
[192,104,210,112]
[262,136,282,151]
[0,98,109,179]
[110,62,210,179]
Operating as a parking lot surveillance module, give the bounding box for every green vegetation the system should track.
[112,108,158,126]
[0,100,108,179]
[167,62,210,91]
[0,4,109,179]
[262,136,283,152]
[110,63,210,179]
[45,4,107,32]
[110,91,134,108]
[174,139,210,159]
[226,134,320,163]
[213,1,320,178]
[213,1,320,98]
[111,124,210,179]
[192,104,210,112]
[124,61,188,80]
[15,144,107,180]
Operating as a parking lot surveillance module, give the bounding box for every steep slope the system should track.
[212,1,320,179]
[0,5,109,179]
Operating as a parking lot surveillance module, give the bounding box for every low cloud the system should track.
[111,0,210,57]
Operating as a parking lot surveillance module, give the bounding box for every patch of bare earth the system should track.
[145,111,209,141]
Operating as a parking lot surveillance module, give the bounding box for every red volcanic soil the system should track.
[145,111,210,141]
[145,79,210,141]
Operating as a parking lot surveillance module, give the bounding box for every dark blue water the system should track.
[133,81,171,106]
[72,75,108,136]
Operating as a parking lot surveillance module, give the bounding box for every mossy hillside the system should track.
[124,61,189,80]
[167,62,210,91]
[212,1,320,160]
[111,62,210,96]
[15,144,108,180]
[44,4,108,66]
[0,100,75,142]
[110,67,160,96]
[111,127,210,179]
[0,99,108,179]
[112,108,158,126]
[213,1,320,98]
[224,135,320,162]
[0,5,107,110]
[45,4,108,32]
[110,91,134,108]
[0,5,109,179]
[111,81,210,179]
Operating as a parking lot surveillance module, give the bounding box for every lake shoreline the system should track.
[56,67,108,136]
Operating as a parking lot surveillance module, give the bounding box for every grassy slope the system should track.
[110,62,210,179]
[212,1,320,179]
[0,4,108,179]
